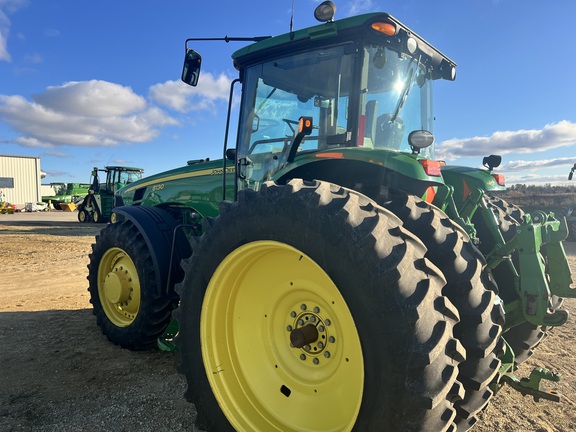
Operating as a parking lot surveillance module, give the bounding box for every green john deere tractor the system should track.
[87,3,573,431]
[77,166,143,223]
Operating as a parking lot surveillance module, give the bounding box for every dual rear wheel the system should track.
[175,179,472,431]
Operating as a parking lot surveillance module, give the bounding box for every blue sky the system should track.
[1,0,575,186]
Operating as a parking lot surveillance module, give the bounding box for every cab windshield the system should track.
[237,43,434,188]
[362,45,433,156]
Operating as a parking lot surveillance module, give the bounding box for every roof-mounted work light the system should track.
[314,1,336,23]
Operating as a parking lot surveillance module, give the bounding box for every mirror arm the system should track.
[185,36,271,50]
[222,79,241,201]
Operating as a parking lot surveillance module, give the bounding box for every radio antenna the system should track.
[290,0,295,32]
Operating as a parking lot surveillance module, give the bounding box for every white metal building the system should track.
[0,155,42,207]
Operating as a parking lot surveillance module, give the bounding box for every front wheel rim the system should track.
[97,247,141,326]
[201,240,364,431]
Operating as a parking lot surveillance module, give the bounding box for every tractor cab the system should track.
[183,6,456,198]
[79,166,144,223]
[104,166,144,194]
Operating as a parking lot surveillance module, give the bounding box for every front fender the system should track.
[441,165,505,207]
[112,206,191,298]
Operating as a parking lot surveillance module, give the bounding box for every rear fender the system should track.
[275,157,443,200]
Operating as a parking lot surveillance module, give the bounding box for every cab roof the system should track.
[232,12,455,74]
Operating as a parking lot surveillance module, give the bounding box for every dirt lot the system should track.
[1,211,575,431]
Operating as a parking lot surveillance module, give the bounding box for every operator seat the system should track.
[375,113,405,150]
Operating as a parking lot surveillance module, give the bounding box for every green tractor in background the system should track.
[87,3,573,431]
[77,165,143,223]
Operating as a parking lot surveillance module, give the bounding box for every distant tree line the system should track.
[493,184,576,211]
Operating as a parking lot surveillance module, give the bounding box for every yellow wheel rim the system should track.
[97,247,141,327]
[201,241,364,431]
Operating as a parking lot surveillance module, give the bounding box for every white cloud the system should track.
[501,157,575,173]
[24,52,41,64]
[0,0,27,13]
[437,121,576,160]
[33,80,146,117]
[0,9,11,61]
[0,80,178,148]
[149,73,232,113]
[43,151,71,158]
[0,0,29,62]
[347,0,374,16]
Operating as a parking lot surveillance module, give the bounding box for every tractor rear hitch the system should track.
[500,367,561,402]
[483,208,573,328]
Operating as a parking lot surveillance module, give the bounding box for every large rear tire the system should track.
[176,179,465,432]
[382,192,504,431]
[87,218,175,350]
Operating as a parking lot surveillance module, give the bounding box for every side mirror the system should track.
[482,154,502,171]
[226,148,236,161]
[181,49,202,86]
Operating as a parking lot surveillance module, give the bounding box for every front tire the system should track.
[78,208,91,223]
[176,179,465,432]
[87,219,174,349]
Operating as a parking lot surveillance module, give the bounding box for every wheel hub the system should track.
[104,266,132,304]
[290,324,318,348]
[287,304,335,365]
